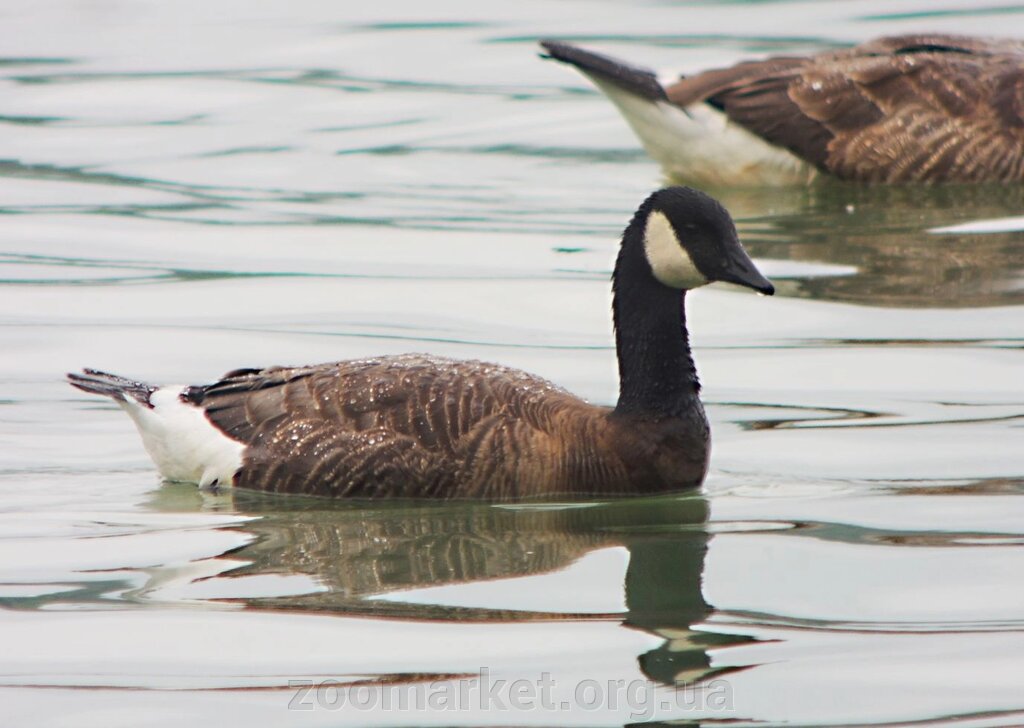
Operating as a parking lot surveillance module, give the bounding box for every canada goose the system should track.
[540,35,1024,185]
[68,187,773,500]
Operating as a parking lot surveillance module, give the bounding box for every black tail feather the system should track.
[539,39,668,102]
[67,369,156,408]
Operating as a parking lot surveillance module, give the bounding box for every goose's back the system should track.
[187,355,678,499]
[667,34,1024,182]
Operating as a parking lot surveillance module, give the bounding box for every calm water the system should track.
[3,1,1024,725]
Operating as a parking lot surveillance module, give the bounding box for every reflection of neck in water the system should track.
[600,496,747,685]
[151,486,743,685]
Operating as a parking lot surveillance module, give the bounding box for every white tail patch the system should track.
[643,210,707,290]
[587,75,815,186]
[118,388,244,488]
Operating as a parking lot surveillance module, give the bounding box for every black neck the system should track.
[611,215,700,418]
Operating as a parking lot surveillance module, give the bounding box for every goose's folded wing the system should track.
[185,358,586,497]
[666,37,1024,182]
[665,59,834,172]
[814,54,1024,182]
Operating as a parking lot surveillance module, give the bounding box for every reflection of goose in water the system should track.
[722,184,1024,308]
[162,487,748,687]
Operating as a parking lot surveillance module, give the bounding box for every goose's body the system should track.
[541,35,1024,185]
[71,356,709,499]
[69,187,773,500]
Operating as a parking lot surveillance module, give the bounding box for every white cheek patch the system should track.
[643,210,709,289]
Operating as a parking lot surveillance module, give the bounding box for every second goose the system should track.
[542,35,1024,185]
[68,187,774,500]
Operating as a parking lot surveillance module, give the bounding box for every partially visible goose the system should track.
[68,187,773,500]
[541,35,1024,185]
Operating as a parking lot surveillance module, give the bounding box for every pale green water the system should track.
[2,1,1024,726]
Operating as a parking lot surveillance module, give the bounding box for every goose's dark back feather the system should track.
[188,354,709,499]
[663,34,1024,183]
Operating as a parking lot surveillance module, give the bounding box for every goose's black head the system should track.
[630,186,774,295]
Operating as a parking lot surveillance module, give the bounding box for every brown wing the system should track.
[666,58,837,171]
[665,34,1024,182]
[188,355,606,499]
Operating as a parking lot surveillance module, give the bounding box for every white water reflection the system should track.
[931,217,1024,234]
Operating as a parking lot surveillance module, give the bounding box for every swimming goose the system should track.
[68,187,773,500]
[541,35,1024,185]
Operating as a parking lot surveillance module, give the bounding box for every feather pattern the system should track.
[544,34,1024,184]
[184,355,708,499]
